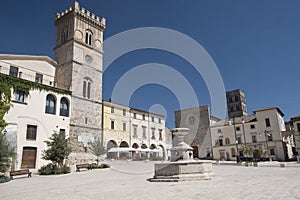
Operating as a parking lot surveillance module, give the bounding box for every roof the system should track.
[253,107,284,117]
[0,54,57,66]
[291,115,300,121]
[211,115,257,127]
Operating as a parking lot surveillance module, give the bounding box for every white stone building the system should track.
[130,108,171,160]
[0,55,71,171]
[211,107,290,161]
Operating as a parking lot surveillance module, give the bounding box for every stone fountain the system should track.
[148,128,215,182]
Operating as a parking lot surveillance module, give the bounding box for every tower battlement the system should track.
[55,1,105,29]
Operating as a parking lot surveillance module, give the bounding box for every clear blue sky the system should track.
[1,0,300,128]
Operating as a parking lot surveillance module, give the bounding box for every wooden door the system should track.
[21,147,37,169]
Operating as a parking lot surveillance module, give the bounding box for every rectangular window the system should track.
[9,66,18,77]
[26,125,37,140]
[85,117,88,124]
[133,113,136,119]
[252,135,257,143]
[217,129,222,133]
[236,126,240,131]
[152,117,154,122]
[151,128,155,140]
[111,121,115,130]
[250,124,255,129]
[142,115,146,120]
[123,122,126,131]
[159,129,163,141]
[158,118,161,123]
[111,106,114,113]
[133,125,137,138]
[15,90,25,102]
[142,126,147,139]
[123,109,126,116]
[265,118,271,127]
[270,149,275,155]
[35,73,43,83]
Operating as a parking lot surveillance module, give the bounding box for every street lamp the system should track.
[242,119,247,163]
[264,130,272,161]
[230,118,240,163]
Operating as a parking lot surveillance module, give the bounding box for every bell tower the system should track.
[54,2,106,155]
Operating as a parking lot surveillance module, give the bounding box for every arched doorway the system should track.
[141,144,148,158]
[120,141,129,147]
[150,144,157,159]
[119,141,129,159]
[132,143,139,149]
[107,140,117,159]
[132,143,139,158]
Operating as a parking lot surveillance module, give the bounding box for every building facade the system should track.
[130,108,170,160]
[174,105,219,159]
[102,102,171,160]
[0,55,71,170]
[103,101,131,158]
[211,107,290,161]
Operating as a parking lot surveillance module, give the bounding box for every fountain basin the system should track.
[148,161,215,182]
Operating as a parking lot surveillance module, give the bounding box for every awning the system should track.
[108,147,136,153]
[108,147,163,153]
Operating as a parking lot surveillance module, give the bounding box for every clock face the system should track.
[85,55,93,63]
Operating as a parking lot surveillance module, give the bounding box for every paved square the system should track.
[1,161,300,200]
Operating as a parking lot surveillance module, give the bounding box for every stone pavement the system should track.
[1,160,300,200]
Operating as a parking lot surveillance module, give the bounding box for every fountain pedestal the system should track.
[148,128,214,182]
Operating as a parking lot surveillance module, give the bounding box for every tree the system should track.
[42,132,72,167]
[0,133,15,173]
[89,138,106,165]
[0,83,12,130]
[242,144,253,163]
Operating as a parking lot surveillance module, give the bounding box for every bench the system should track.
[76,163,92,172]
[10,169,32,180]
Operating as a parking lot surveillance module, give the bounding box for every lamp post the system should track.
[232,118,240,163]
[242,119,247,163]
[264,130,272,161]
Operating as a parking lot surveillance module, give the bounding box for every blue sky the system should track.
[1,0,300,128]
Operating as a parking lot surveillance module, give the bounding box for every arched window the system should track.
[60,97,69,117]
[225,137,230,145]
[83,78,92,99]
[85,30,92,45]
[45,94,56,114]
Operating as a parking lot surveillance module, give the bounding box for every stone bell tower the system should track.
[54,1,105,158]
